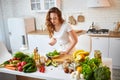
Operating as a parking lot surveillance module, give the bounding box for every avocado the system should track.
[45,59,52,66]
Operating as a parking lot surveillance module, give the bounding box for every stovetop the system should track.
[87,29,109,35]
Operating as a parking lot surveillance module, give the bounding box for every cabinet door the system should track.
[109,38,120,69]
[30,0,61,12]
[90,37,109,58]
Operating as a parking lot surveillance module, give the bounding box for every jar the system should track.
[94,50,102,60]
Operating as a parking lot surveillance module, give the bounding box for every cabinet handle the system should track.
[22,35,26,45]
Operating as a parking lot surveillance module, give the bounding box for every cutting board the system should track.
[77,15,85,22]
[52,54,73,64]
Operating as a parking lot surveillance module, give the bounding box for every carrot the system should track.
[5,66,17,70]
[5,64,16,67]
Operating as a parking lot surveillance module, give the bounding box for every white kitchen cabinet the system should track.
[28,34,58,56]
[30,0,61,12]
[8,17,35,53]
[90,37,109,58]
[109,38,120,69]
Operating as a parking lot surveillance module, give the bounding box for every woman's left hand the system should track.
[49,38,56,46]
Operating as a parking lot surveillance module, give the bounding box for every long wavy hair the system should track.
[45,7,64,38]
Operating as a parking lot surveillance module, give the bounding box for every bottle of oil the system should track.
[33,47,41,67]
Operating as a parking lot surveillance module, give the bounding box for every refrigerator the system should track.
[8,17,35,53]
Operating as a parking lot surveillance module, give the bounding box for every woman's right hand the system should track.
[60,51,68,55]
[49,38,56,46]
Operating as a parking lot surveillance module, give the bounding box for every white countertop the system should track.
[0,65,70,80]
[0,58,112,80]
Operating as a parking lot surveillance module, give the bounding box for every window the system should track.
[30,0,61,12]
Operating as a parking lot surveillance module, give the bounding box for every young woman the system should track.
[45,7,78,54]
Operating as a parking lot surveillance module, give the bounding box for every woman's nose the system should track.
[51,19,55,23]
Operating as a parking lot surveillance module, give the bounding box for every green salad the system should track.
[46,50,60,58]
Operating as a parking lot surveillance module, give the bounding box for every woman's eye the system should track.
[53,17,57,20]
[50,17,57,21]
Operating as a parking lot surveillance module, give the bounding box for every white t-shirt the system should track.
[53,22,73,51]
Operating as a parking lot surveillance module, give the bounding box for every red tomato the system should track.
[39,66,45,73]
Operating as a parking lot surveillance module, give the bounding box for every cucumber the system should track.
[23,63,33,72]
[23,63,32,69]
[25,65,37,73]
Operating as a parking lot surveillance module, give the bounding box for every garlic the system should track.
[80,74,84,79]
[70,71,81,80]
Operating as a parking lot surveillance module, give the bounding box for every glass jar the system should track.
[94,50,102,60]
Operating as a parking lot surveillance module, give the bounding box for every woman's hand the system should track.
[60,51,68,55]
[49,38,56,46]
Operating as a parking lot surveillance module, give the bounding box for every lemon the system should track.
[76,66,82,73]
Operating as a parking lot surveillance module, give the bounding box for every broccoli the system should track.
[94,66,111,80]
[82,64,93,80]
[80,57,102,80]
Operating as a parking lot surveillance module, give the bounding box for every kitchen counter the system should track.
[87,31,120,38]
[0,65,70,80]
[0,58,112,80]
[28,30,87,36]
[109,31,120,37]
[28,30,49,35]
[28,30,120,38]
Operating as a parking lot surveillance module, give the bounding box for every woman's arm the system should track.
[62,30,78,54]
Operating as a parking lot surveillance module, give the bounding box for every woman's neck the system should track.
[55,23,62,32]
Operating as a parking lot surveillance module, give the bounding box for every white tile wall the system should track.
[62,0,120,30]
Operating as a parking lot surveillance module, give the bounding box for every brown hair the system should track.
[45,7,64,38]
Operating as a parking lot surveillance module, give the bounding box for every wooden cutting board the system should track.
[77,15,85,22]
[52,54,73,64]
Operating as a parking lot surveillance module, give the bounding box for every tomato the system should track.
[39,66,45,73]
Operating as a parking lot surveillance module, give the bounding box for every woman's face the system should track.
[50,13,60,26]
